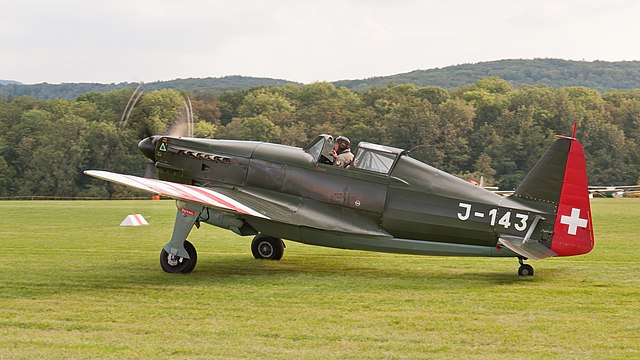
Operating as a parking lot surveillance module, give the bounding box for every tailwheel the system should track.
[251,234,285,260]
[160,240,197,273]
[517,257,534,276]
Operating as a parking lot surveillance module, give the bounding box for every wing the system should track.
[85,170,389,238]
[84,170,268,219]
[589,185,640,192]
[615,185,640,190]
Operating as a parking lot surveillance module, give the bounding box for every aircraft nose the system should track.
[138,136,160,161]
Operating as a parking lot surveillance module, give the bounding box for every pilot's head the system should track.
[336,136,350,150]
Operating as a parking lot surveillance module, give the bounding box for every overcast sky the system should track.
[2,0,640,84]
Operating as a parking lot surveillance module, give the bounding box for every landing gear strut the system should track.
[251,234,285,260]
[160,201,204,273]
[518,257,534,276]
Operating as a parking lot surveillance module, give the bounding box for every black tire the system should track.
[518,264,534,276]
[251,234,284,260]
[160,240,197,273]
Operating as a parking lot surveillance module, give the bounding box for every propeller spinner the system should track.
[138,136,162,178]
[138,136,161,162]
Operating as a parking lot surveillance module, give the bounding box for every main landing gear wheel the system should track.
[251,234,285,260]
[517,257,534,276]
[160,240,197,273]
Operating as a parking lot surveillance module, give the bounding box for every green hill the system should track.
[0,80,21,85]
[0,76,301,100]
[333,59,640,91]
[3,59,640,100]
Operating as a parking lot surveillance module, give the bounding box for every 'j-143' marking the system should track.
[457,202,529,232]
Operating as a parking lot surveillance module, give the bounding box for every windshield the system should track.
[303,134,334,162]
[305,138,324,161]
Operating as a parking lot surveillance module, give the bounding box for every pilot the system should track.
[331,136,354,168]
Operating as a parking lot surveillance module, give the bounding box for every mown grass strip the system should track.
[0,199,638,359]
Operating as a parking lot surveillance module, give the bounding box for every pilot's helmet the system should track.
[336,136,350,147]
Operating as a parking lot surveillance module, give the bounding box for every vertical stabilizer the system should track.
[512,139,569,204]
[511,136,594,257]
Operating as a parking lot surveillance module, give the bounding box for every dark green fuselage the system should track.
[152,136,554,258]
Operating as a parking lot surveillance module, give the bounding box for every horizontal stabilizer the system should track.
[498,236,557,260]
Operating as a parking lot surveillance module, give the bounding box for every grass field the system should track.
[0,199,638,359]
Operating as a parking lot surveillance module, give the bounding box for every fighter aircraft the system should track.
[85,128,594,276]
[588,185,640,198]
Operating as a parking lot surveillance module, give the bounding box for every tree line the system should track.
[1,77,639,198]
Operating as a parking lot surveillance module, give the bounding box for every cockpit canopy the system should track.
[352,142,404,174]
[303,134,405,175]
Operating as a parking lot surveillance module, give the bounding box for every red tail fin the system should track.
[551,136,594,256]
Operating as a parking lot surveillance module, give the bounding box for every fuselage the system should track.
[150,135,556,257]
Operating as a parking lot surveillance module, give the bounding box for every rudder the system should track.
[550,136,594,256]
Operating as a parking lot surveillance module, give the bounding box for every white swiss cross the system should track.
[560,208,588,235]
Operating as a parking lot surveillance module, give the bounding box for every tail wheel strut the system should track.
[518,257,534,276]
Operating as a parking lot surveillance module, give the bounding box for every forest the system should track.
[1,77,639,198]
